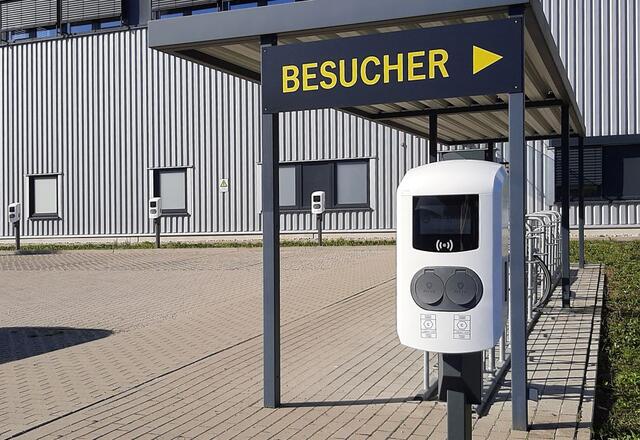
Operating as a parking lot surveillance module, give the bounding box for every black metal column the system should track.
[429,113,438,163]
[578,137,585,269]
[124,0,151,26]
[447,390,472,440]
[14,223,20,251]
[261,34,281,409]
[316,214,323,246]
[439,352,482,440]
[508,6,528,430]
[154,218,161,249]
[509,91,529,431]
[560,105,571,307]
[485,141,495,162]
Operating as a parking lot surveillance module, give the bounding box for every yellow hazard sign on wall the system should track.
[219,178,229,193]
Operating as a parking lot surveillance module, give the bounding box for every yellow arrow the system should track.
[473,46,504,75]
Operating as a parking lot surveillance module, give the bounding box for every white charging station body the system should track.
[148,197,162,220]
[7,202,21,224]
[396,160,508,353]
[311,191,326,215]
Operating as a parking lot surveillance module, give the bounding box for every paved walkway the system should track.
[0,248,603,439]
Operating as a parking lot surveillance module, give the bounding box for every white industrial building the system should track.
[1,0,639,242]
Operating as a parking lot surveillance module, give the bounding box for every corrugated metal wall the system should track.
[541,0,640,227]
[1,1,638,239]
[0,29,264,238]
[0,28,428,238]
[278,111,428,232]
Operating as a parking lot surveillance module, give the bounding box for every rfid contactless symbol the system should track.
[436,239,454,252]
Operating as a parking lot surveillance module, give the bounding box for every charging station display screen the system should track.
[413,195,479,252]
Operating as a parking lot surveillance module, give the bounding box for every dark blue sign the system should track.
[262,19,523,113]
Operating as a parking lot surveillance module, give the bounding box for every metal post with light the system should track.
[7,202,21,251]
[149,197,162,249]
[311,191,326,246]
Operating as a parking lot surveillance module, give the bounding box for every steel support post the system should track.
[485,141,495,162]
[316,214,323,246]
[447,389,472,440]
[560,105,571,307]
[578,137,585,269]
[429,113,438,163]
[154,218,161,249]
[14,223,20,251]
[439,352,481,439]
[261,33,281,409]
[427,112,438,399]
[509,91,529,431]
[424,352,430,390]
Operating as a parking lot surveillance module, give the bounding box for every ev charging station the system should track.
[148,0,588,436]
[397,160,508,437]
[7,202,21,251]
[148,197,162,248]
[311,191,325,245]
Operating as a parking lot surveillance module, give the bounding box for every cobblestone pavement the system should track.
[0,248,602,439]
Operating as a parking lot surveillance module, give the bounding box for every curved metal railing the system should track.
[419,209,563,414]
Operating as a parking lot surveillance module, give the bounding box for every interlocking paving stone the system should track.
[0,249,602,439]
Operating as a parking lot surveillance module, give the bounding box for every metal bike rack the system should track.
[420,209,563,416]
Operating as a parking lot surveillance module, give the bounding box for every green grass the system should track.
[0,237,396,252]
[571,240,640,439]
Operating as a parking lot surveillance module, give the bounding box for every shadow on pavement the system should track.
[282,397,412,408]
[0,327,113,364]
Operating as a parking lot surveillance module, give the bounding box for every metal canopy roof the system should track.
[148,0,586,145]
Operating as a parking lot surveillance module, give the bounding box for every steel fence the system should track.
[418,210,563,414]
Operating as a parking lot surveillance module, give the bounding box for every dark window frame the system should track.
[153,168,189,216]
[279,159,370,212]
[153,0,306,19]
[1,0,124,42]
[553,135,640,204]
[28,174,60,220]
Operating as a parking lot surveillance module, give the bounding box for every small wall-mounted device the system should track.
[7,202,21,224]
[148,197,162,220]
[396,160,508,353]
[311,191,325,215]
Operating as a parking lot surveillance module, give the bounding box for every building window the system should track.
[158,10,186,19]
[29,175,59,218]
[279,165,297,207]
[555,146,603,202]
[153,168,188,215]
[603,145,640,200]
[68,22,93,33]
[36,27,57,38]
[228,1,259,10]
[9,30,33,42]
[191,7,218,14]
[555,140,640,203]
[99,19,122,29]
[279,160,369,210]
[336,161,368,206]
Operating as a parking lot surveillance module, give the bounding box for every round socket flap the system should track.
[411,270,445,309]
[445,271,478,306]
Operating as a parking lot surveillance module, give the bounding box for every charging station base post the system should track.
[154,219,161,249]
[438,352,482,440]
[14,223,20,251]
[447,389,472,440]
[316,214,323,246]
